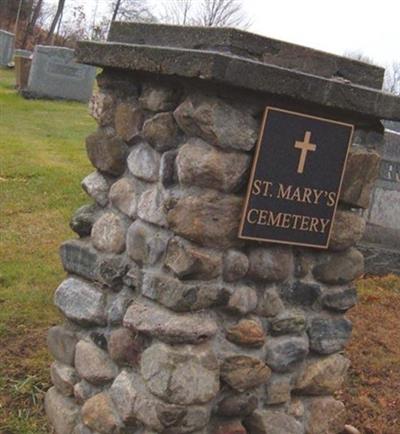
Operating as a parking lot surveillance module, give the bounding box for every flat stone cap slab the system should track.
[109,22,384,90]
[76,23,400,121]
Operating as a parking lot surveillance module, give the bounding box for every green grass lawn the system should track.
[0,68,95,433]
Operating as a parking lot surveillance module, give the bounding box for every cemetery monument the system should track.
[45,22,400,434]
[0,29,15,66]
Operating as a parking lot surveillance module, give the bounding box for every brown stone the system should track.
[226,319,266,347]
[214,420,247,434]
[312,247,364,284]
[265,374,292,404]
[143,112,179,151]
[304,397,346,434]
[329,210,366,251]
[257,287,285,317]
[173,93,258,151]
[340,147,380,209]
[109,177,143,218]
[220,355,271,392]
[176,138,251,192]
[244,409,303,434]
[108,327,143,365]
[115,100,144,143]
[82,392,123,434]
[165,237,222,280]
[138,185,169,228]
[247,246,294,282]
[50,362,79,397]
[167,191,243,248]
[89,91,116,127]
[295,354,350,395]
[86,129,128,176]
[216,392,258,417]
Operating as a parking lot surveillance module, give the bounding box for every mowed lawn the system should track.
[0,68,94,433]
[0,67,399,434]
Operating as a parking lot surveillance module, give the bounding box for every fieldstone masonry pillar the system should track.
[45,23,400,434]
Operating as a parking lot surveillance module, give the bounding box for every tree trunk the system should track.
[111,0,122,23]
[47,0,65,44]
[22,0,43,48]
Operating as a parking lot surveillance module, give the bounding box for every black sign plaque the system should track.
[239,107,354,249]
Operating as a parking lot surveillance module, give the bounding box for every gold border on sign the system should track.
[238,106,354,249]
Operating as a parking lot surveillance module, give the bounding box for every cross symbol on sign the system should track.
[294,131,317,174]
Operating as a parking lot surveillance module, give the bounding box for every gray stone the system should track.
[123,300,218,344]
[139,82,180,111]
[92,212,128,254]
[110,370,211,432]
[74,380,103,404]
[303,397,346,434]
[223,250,249,282]
[164,237,222,280]
[126,220,170,265]
[76,35,400,121]
[81,392,123,434]
[143,112,179,151]
[226,318,266,347]
[295,354,350,395]
[160,149,178,187]
[247,247,294,282]
[70,203,100,237]
[257,287,285,317]
[108,22,383,89]
[358,243,400,276]
[127,142,160,182]
[265,374,292,404]
[115,99,144,143]
[220,355,271,392]
[142,271,229,312]
[45,387,80,434]
[109,177,142,218]
[244,409,304,434]
[167,191,242,248]
[282,281,322,306]
[28,45,96,102]
[72,423,96,434]
[321,286,357,311]
[97,254,129,289]
[50,361,79,397]
[308,317,352,355]
[89,91,116,127]
[266,336,309,373]
[123,262,142,289]
[86,129,128,176]
[75,340,119,385]
[270,310,306,335]
[176,138,251,192]
[141,342,219,405]
[108,327,142,365]
[137,185,168,227]
[216,392,258,417]
[329,210,366,251]
[60,239,98,281]
[227,286,258,315]
[340,147,380,208]
[174,94,258,151]
[108,287,134,324]
[47,325,78,366]
[81,171,111,207]
[0,30,14,66]
[312,248,364,284]
[54,277,106,326]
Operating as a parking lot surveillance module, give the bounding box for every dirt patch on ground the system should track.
[340,275,400,434]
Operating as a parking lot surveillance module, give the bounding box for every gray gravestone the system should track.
[27,45,96,102]
[360,126,400,274]
[0,30,15,66]
[14,49,32,58]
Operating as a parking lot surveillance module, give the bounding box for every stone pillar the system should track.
[45,23,400,434]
